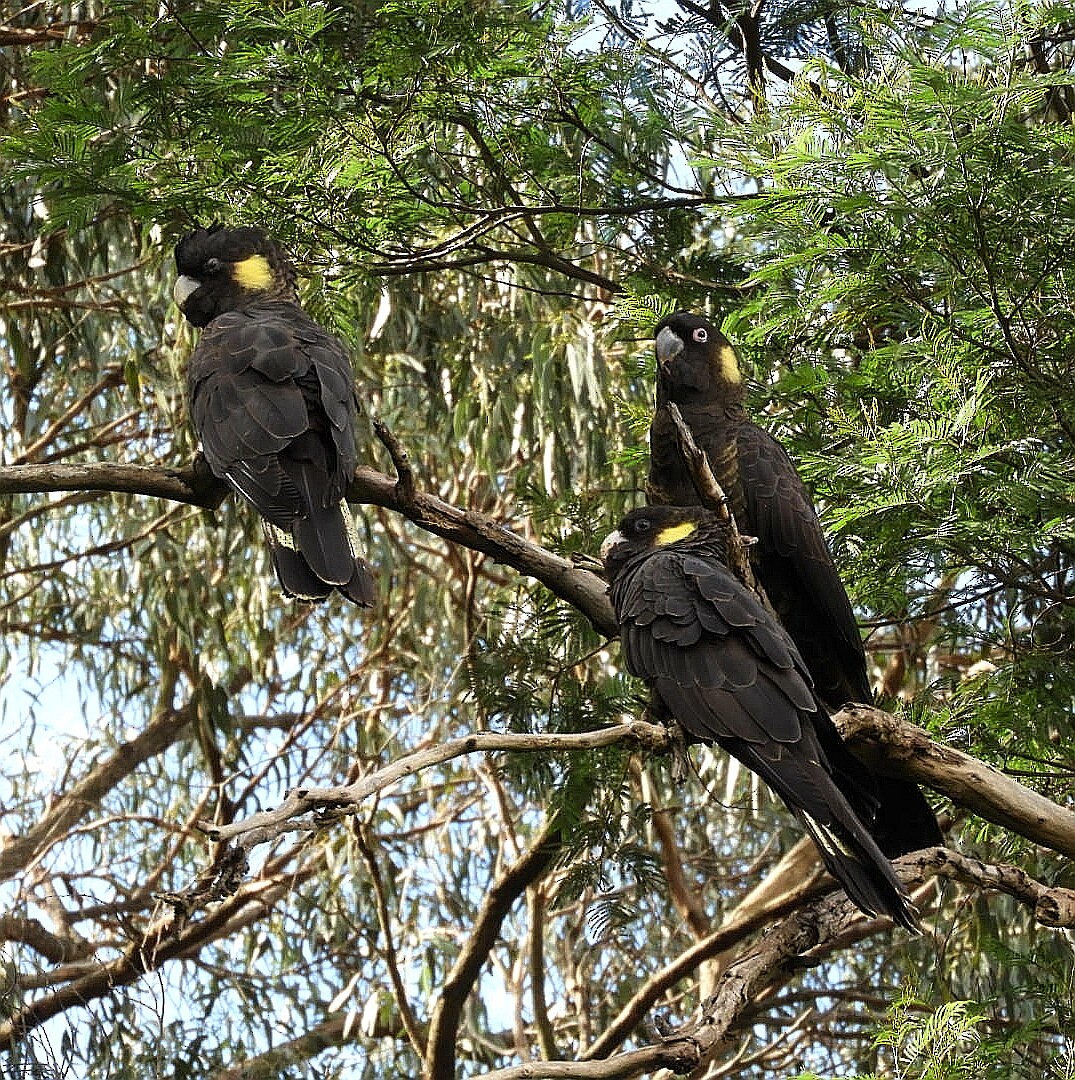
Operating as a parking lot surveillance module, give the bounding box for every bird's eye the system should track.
[632,518,651,534]
[204,257,222,274]
[692,327,708,343]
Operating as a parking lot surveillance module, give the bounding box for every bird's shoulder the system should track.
[188,302,353,385]
[613,549,818,741]
[615,546,760,632]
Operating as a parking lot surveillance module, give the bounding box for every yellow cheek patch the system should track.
[233,254,274,291]
[656,521,697,546]
[718,343,743,385]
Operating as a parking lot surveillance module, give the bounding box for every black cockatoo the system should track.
[173,225,375,605]
[647,312,940,855]
[603,505,920,929]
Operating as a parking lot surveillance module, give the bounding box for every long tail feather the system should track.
[798,812,920,932]
[263,511,375,606]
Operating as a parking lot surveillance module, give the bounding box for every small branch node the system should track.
[372,418,416,503]
[663,403,772,609]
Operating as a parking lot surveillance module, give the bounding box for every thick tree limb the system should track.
[836,704,1075,859]
[901,846,1075,927]
[0,461,226,507]
[0,459,617,635]
[478,1045,701,1080]
[0,916,93,964]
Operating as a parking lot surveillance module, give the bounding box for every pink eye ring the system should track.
[692,327,708,343]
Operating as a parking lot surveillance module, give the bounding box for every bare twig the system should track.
[372,417,416,503]
[662,403,769,607]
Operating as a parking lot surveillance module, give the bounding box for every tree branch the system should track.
[478,1045,700,1080]
[529,885,558,1061]
[662,402,768,604]
[0,459,617,635]
[0,461,227,507]
[903,847,1075,927]
[836,704,1075,859]
[198,722,670,849]
[0,704,194,883]
[354,823,427,1057]
[0,916,93,965]
[425,819,563,1079]
[0,850,322,1050]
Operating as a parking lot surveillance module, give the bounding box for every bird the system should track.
[173,224,376,605]
[647,311,940,855]
[602,505,920,930]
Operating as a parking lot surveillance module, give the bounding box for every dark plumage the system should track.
[602,506,919,930]
[174,225,375,605]
[647,311,940,855]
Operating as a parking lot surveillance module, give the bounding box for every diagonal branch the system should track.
[0,849,324,1050]
[354,823,427,1057]
[482,849,1075,1079]
[663,402,769,605]
[916,846,1075,926]
[424,818,564,1079]
[0,704,193,883]
[0,459,617,635]
[199,722,671,849]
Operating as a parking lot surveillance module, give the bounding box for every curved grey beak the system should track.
[173,275,200,310]
[599,529,624,562]
[655,326,683,368]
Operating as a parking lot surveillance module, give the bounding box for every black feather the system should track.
[175,226,376,606]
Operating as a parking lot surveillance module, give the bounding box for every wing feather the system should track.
[186,300,374,604]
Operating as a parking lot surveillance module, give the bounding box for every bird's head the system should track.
[654,311,742,398]
[600,505,717,582]
[173,224,297,327]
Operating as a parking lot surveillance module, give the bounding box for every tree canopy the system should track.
[3,1,1075,1077]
